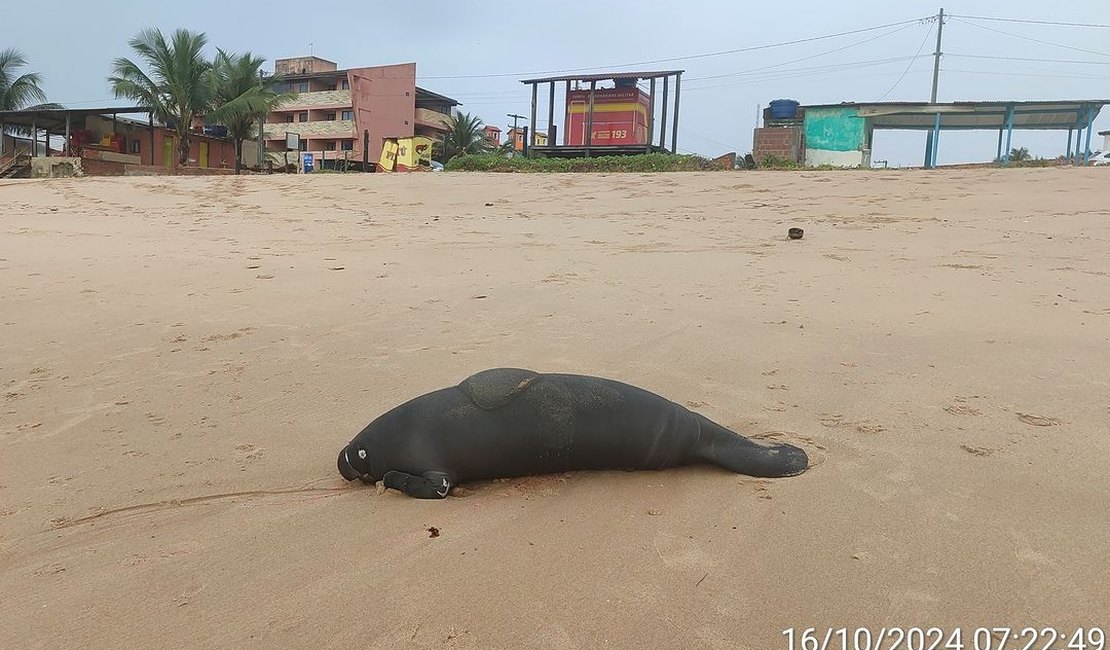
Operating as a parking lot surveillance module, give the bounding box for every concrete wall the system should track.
[351,63,417,167]
[804,106,871,167]
[275,56,337,75]
[31,157,82,178]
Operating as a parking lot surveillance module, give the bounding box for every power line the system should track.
[941,68,1110,81]
[946,53,1110,66]
[417,16,931,80]
[948,14,1110,29]
[951,17,1110,58]
[683,59,929,93]
[876,21,936,101]
[686,22,919,82]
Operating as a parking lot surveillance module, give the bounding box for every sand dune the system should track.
[1,168,1108,649]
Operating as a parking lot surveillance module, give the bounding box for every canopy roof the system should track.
[802,100,1107,131]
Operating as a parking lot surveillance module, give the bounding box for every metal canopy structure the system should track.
[519,70,683,158]
[0,106,155,164]
[803,100,1107,167]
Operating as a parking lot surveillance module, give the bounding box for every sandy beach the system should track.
[2,168,1108,649]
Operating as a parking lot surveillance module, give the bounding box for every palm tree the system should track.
[1,48,50,112]
[440,111,493,160]
[207,49,291,174]
[109,28,212,167]
[1,48,61,143]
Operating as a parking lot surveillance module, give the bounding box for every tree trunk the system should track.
[235,138,242,175]
[178,129,191,168]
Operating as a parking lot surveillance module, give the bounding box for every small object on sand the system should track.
[426,526,440,538]
[788,227,804,240]
[647,508,662,516]
[484,202,494,207]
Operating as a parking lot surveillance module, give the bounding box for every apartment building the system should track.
[263,56,458,170]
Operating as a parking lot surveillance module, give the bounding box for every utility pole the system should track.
[924,7,945,167]
[258,69,266,169]
[507,113,526,151]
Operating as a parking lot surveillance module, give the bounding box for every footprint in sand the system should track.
[960,444,995,456]
[235,443,265,470]
[1017,413,1062,427]
[944,404,982,416]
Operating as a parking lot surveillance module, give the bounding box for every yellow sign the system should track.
[378,139,398,171]
[394,136,434,169]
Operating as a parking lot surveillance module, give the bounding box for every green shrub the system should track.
[444,153,724,173]
[757,154,803,170]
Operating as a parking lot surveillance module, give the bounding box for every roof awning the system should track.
[802,100,1107,131]
[0,107,151,132]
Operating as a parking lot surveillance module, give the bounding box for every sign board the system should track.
[302,152,314,173]
[285,132,300,151]
[378,139,398,171]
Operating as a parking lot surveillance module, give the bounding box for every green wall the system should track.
[805,106,866,152]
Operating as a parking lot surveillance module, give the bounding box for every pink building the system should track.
[263,56,458,170]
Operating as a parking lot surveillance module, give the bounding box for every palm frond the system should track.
[0,48,52,111]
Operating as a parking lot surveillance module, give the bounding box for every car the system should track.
[430,160,445,172]
[1089,150,1110,166]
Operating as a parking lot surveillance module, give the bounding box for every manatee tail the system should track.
[692,415,809,478]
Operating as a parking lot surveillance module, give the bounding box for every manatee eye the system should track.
[357,449,367,460]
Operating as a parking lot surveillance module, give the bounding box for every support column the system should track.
[1002,105,1015,165]
[1082,106,1095,164]
[547,81,555,146]
[930,113,941,168]
[65,114,72,156]
[671,72,681,154]
[31,120,36,156]
[529,83,538,151]
[997,128,1005,162]
[647,77,656,148]
[1074,119,1084,165]
[1065,128,1073,161]
[585,80,596,156]
[564,80,571,146]
[149,114,155,165]
[659,77,669,150]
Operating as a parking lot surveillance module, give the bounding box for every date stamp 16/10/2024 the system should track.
[782,627,1105,650]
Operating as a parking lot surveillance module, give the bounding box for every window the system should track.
[341,110,354,121]
[341,139,354,151]
[130,139,141,154]
[297,82,309,93]
[299,140,308,152]
[284,115,294,123]
[341,79,350,90]
[324,112,336,121]
[298,112,308,122]
[324,141,337,151]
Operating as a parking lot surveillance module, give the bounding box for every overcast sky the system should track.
[7,0,1110,166]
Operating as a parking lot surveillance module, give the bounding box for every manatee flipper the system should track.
[382,470,453,499]
[692,415,808,478]
[457,368,542,410]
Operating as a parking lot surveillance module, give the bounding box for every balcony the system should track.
[415,108,451,131]
[277,89,352,110]
[264,120,356,140]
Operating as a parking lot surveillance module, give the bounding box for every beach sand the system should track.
[1,169,1107,649]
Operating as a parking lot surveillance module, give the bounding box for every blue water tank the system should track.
[769,99,800,120]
